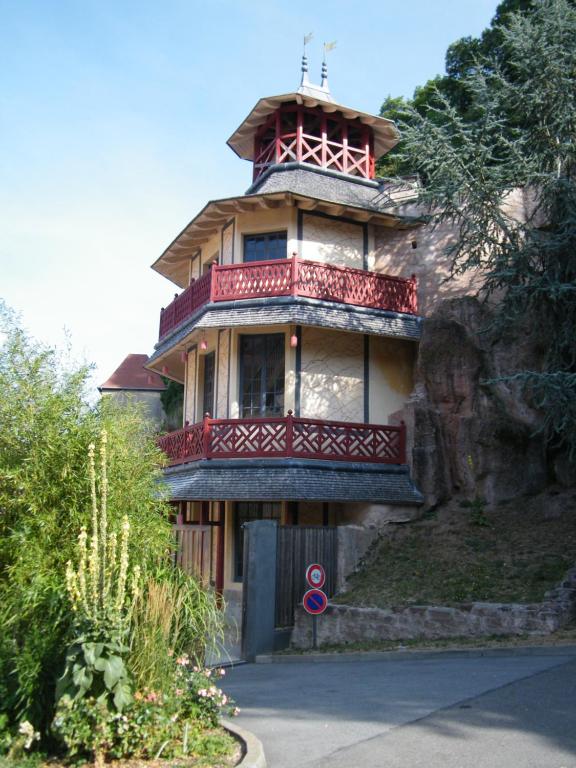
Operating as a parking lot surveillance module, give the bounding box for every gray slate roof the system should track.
[247,165,419,215]
[161,458,423,505]
[150,296,422,364]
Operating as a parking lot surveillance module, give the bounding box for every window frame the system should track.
[242,230,288,263]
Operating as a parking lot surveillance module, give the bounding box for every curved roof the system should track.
[227,92,400,162]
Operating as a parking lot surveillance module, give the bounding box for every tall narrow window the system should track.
[243,232,287,263]
[202,352,215,417]
[239,334,285,417]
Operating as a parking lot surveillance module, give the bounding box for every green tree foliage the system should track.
[0,301,172,735]
[396,0,576,456]
[377,0,553,176]
[160,377,184,430]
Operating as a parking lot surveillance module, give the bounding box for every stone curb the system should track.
[255,643,576,664]
[221,717,267,768]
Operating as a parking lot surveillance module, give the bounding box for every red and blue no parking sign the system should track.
[303,588,328,615]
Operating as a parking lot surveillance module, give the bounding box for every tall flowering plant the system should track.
[56,431,140,713]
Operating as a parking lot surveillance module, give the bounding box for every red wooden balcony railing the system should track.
[252,104,375,181]
[158,412,406,467]
[159,258,418,340]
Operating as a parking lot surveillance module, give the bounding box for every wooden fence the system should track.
[275,525,338,629]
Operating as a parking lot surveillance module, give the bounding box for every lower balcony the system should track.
[158,257,418,341]
[158,412,406,467]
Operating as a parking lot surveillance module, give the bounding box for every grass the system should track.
[336,486,576,608]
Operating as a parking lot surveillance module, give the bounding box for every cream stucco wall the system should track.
[233,208,298,261]
[301,213,364,269]
[184,347,197,424]
[300,327,364,422]
[368,337,415,423]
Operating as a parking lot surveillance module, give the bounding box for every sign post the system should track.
[303,563,328,649]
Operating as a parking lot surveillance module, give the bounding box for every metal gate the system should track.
[275,526,337,629]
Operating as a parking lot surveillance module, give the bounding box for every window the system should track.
[243,231,287,263]
[239,334,285,417]
[234,502,282,581]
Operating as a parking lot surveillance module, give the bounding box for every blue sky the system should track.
[1,0,500,394]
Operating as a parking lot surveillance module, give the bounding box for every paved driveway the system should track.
[223,648,576,768]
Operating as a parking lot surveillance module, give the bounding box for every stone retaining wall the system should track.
[292,566,576,649]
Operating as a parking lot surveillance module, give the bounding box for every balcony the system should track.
[158,412,406,467]
[159,258,418,341]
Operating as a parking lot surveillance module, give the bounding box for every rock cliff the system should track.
[402,296,559,507]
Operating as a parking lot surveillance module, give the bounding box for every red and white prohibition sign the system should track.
[305,563,326,589]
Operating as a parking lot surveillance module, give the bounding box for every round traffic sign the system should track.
[305,563,326,589]
[303,588,328,615]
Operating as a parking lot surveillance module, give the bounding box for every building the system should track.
[99,353,167,428]
[145,57,433,618]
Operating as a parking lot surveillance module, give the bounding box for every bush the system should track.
[0,304,227,755]
[53,662,236,762]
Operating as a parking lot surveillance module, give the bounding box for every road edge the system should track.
[221,717,267,768]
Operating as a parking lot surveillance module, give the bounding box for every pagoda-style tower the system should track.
[227,55,398,184]
[145,58,424,634]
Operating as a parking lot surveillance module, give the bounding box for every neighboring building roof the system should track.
[99,354,166,392]
[226,91,399,161]
[161,458,423,504]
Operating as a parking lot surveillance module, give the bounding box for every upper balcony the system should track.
[159,257,418,342]
[158,412,406,467]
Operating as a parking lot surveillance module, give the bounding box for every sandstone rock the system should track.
[404,297,549,507]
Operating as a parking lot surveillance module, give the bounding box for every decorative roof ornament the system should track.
[321,41,337,91]
[300,32,313,87]
[297,35,336,103]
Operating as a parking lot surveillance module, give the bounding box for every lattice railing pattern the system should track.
[296,260,418,315]
[159,271,211,339]
[158,414,406,467]
[157,423,203,465]
[158,258,418,340]
[209,419,287,458]
[211,261,293,302]
[291,418,403,463]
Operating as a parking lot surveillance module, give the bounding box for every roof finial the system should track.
[321,41,337,91]
[301,32,313,86]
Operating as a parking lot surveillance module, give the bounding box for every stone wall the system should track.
[292,565,576,649]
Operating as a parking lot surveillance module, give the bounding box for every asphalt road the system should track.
[222,648,576,768]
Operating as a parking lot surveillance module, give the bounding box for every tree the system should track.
[377,0,559,177]
[0,301,172,735]
[396,0,576,457]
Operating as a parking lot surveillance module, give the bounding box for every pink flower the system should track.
[176,655,189,666]
[175,688,184,696]
[232,707,241,716]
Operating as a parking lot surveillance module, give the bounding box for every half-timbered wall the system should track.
[300,213,364,269]
[215,329,231,418]
[184,347,198,424]
[300,327,364,422]
[368,336,415,423]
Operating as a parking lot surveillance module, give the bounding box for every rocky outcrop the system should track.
[400,297,550,507]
